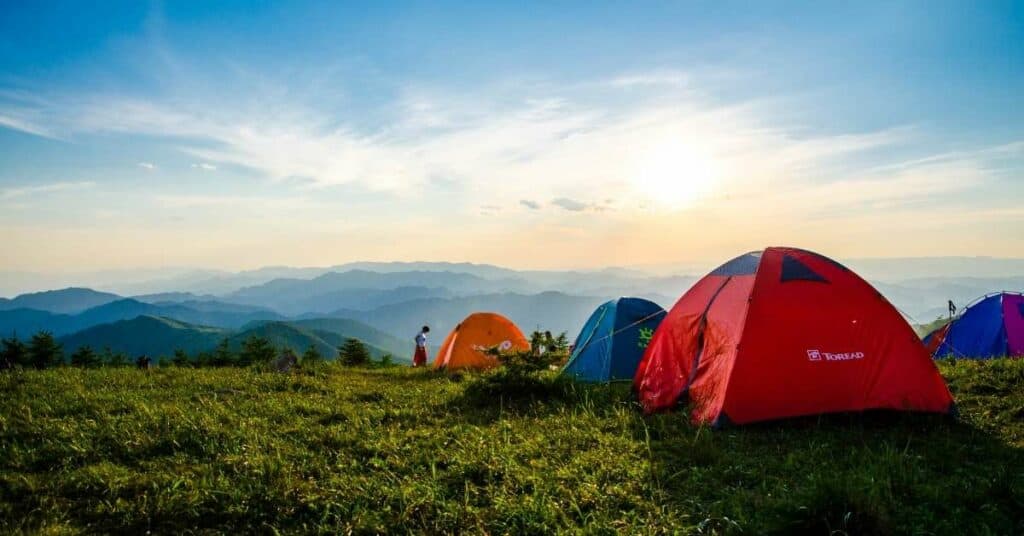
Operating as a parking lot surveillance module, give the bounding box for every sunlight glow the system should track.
[631,141,719,208]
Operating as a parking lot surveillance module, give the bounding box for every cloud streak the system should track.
[0,181,95,200]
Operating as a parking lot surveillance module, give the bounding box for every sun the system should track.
[631,141,719,208]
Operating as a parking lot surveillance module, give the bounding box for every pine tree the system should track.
[238,336,275,366]
[194,350,214,368]
[102,347,129,367]
[529,330,545,350]
[553,332,570,353]
[28,331,63,369]
[338,338,371,367]
[171,349,190,367]
[70,345,101,368]
[212,339,236,367]
[301,344,324,366]
[1,336,27,368]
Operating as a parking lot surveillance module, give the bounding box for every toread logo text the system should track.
[807,349,864,362]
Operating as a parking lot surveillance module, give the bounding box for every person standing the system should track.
[413,326,430,367]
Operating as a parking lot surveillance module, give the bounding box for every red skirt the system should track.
[413,346,428,367]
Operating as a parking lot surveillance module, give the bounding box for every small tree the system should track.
[529,330,545,352]
[194,350,214,368]
[69,345,101,368]
[380,353,395,368]
[553,332,570,353]
[1,336,27,368]
[301,344,324,366]
[171,349,191,367]
[212,339,236,367]
[28,331,63,369]
[102,347,130,367]
[338,338,371,367]
[238,336,275,366]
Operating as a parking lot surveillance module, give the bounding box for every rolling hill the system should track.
[0,298,285,338]
[225,269,529,313]
[328,291,609,344]
[0,287,121,314]
[56,314,409,363]
[59,316,228,357]
[288,318,411,357]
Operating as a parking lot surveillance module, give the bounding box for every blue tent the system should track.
[927,292,1024,359]
[562,297,666,382]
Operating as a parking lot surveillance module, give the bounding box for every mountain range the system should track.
[59,315,411,362]
[2,260,1021,363]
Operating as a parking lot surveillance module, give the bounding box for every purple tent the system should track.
[925,292,1024,359]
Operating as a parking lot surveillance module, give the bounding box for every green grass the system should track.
[1,360,1022,534]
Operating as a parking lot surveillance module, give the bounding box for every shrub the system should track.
[338,338,372,367]
[171,349,191,367]
[238,336,276,366]
[301,344,325,366]
[69,346,101,368]
[0,336,27,369]
[28,331,63,369]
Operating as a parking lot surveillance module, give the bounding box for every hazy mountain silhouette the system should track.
[327,291,610,344]
[0,298,285,338]
[58,315,408,362]
[60,315,228,357]
[0,287,121,314]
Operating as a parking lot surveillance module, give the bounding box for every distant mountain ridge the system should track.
[0,288,121,314]
[60,316,228,357]
[3,260,1022,353]
[0,298,285,338]
[59,315,410,363]
[327,291,611,345]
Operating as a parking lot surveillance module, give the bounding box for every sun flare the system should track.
[632,141,719,208]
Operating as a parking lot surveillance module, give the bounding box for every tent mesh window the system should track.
[779,254,829,283]
[709,251,761,276]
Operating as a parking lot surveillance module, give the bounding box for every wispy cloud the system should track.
[520,199,541,210]
[607,70,689,89]
[1,63,1020,265]
[0,114,58,139]
[551,197,590,212]
[138,162,156,170]
[0,181,95,200]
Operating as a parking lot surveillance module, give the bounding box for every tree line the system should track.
[0,331,389,370]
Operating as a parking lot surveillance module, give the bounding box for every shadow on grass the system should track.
[442,371,636,424]
[642,410,1024,535]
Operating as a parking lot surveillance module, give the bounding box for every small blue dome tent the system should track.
[926,292,1024,359]
[562,297,666,382]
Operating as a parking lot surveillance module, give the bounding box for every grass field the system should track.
[2,360,1023,535]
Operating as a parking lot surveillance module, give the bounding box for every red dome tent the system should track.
[634,247,954,426]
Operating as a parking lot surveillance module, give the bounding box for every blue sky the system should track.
[1,1,1022,272]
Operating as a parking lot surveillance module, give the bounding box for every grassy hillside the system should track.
[1,359,1021,534]
[59,315,228,356]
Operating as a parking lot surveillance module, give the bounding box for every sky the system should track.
[1,1,1022,273]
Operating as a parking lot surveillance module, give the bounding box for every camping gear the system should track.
[924,292,1024,359]
[562,297,666,382]
[433,312,530,371]
[634,247,955,426]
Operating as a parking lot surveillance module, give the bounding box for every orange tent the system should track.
[433,312,530,371]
